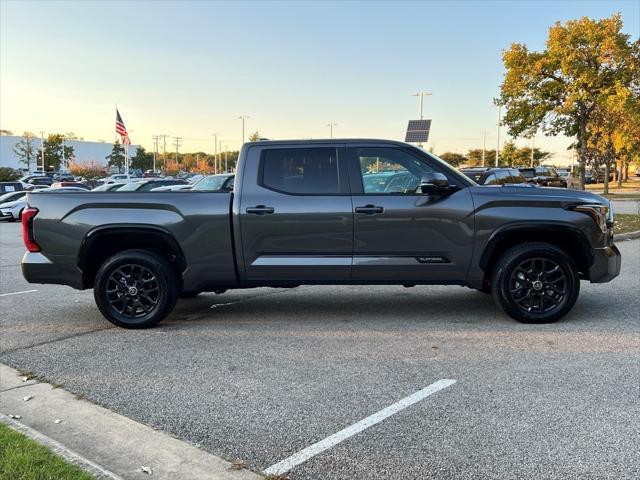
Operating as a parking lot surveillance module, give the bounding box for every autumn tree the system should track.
[437,152,466,167]
[248,131,261,142]
[499,14,637,189]
[13,132,37,172]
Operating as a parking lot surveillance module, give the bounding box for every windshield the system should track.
[192,175,232,191]
[117,182,144,191]
[0,191,26,203]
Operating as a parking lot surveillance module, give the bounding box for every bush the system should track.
[68,160,107,179]
[0,167,20,181]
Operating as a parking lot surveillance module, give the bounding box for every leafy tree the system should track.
[13,132,37,172]
[107,141,126,172]
[248,131,261,142]
[0,167,20,181]
[438,152,467,167]
[465,149,497,167]
[130,146,154,171]
[499,14,637,189]
[33,134,74,171]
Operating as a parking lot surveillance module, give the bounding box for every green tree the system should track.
[107,141,126,172]
[0,167,20,181]
[499,14,637,189]
[13,132,37,172]
[130,146,154,171]
[438,152,466,167]
[34,134,74,171]
[465,149,497,167]
[248,131,261,142]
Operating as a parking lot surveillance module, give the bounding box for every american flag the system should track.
[115,109,131,145]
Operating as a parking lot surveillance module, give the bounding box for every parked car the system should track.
[101,174,139,185]
[0,190,27,204]
[459,168,527,185]
[21,139,620,329]
[91,183,126,192]
[192,174,235,191]
[116,179,190,192]
[51,181,90,190]
[519,166,566,187]
[0,181,24,194]
[150,184,194,192]
[27,176,54,187]
[636,167,640,177]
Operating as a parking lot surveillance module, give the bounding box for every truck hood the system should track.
[496,185,609,206]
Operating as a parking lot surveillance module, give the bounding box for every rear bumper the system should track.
[21,252,84,289]
[589,244,621,283]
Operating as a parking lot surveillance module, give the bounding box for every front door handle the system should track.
[246,205,275,215]
[355,205,384,215]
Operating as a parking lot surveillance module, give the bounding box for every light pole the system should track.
[412,91,432,120]
[530,135,535,167]
[481,131,488,167]
[40,131,45,173]
[211,133,220,173]
[238,116,250,144]
[326,122,338,138]
[495,104,502,167]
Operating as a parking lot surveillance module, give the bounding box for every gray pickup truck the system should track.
[21,139,621,328]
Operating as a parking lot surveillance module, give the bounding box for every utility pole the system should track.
[481,131,488,167]
[211,133,219,173]
[530,136,535,167]
[173,137,182,163]
[60,134,65,172]
[224,144,228,172]
[238,115,250,144]
[326,122,338,139]
[40,131,45,173]
[495,104,501,167]
[152,135,160,172]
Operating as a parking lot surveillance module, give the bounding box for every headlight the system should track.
[572,204,611,233]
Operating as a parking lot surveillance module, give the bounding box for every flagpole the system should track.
[125,143,129,176]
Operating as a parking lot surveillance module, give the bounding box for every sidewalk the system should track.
[0,364,262,480]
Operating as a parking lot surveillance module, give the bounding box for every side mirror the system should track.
[419,172,450,195]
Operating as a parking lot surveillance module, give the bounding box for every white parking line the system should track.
[263,378,456,476]
[0,289,37,297]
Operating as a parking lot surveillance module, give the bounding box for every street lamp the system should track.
[238,116,250,144]
[326,122,338,139]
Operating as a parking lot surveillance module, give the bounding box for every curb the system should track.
[614,230,640,241]
[0,364,263,480]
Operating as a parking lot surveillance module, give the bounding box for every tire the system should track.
[94,249,178,328]
[491,242,580,323]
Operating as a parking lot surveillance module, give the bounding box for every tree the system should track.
[465,149,497,167]
[438,152,467,167]
[130,146,154,171]
[248,131,261,142]
[0,129,13,136]
[13,132,36,172]
[0,167,20,181]
[33,133,74,171]
[107,141,126,172]
[68,160,107,179]
[499,14,637,189]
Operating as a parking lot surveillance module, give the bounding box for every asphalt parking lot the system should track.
[1,221,639,480]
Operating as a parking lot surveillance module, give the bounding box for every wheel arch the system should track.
[79,225,187,289]
[480,223,594,285]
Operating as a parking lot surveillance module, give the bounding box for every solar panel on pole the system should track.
[405,119,431,143]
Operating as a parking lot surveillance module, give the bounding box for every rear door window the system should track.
[261,148,340,195]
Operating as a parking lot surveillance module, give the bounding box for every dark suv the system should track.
[519,166,566,187]
[460,168,527,185]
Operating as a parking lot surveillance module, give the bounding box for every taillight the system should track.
[22,207,40,252]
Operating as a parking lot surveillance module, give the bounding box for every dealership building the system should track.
[0,135,138,172]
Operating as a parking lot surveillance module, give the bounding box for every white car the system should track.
[101,174,140,185]
[0,197,28,221]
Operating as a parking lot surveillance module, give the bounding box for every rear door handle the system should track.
[246,205,275,215]
[355,205,384,215]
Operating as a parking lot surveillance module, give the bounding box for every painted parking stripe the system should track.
[0,289,37,297]
[263,378,456,476]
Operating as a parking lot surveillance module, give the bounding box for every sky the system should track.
[1,0,638,164]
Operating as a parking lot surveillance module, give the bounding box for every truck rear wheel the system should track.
[491,242,580,323]
[94,249,177,329]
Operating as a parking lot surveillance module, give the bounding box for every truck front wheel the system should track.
[94,249,178,328]
[491,242,580,323]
